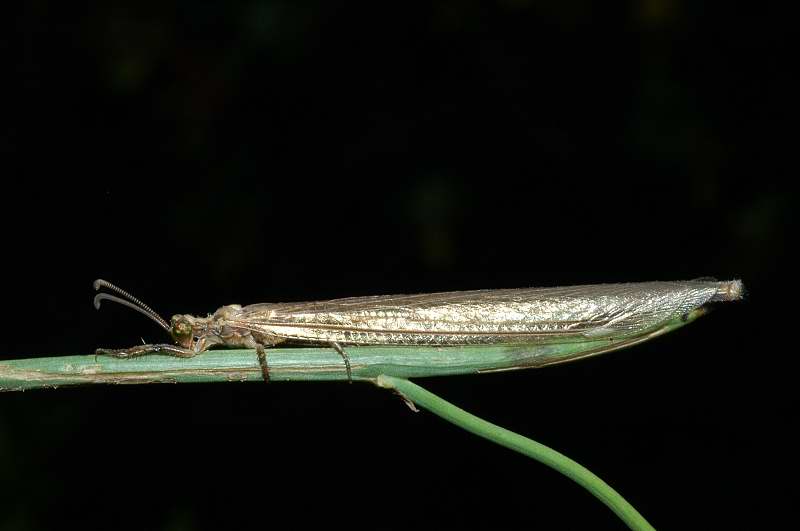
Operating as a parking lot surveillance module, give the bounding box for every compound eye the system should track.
[170,318,194,345]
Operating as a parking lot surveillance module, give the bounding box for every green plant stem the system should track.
[376,375,656,531]
[3,350,657,528]
[0,313,697,392]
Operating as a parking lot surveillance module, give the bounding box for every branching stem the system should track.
[376,375,656,530]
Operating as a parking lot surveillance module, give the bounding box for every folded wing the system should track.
[227,280,735,346]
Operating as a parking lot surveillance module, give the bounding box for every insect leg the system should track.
[96,344,197,359]
[255,344,270,383]
[329,342,353,383]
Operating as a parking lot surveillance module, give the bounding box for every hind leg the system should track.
[329,342,353,383]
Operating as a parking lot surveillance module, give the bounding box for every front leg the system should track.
[96,344,197,359]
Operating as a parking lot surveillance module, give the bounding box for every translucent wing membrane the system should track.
[228,280,741,346]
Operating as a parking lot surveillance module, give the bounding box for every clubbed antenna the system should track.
[93,279,170,333]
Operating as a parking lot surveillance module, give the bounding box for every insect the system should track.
[93,278,743,382]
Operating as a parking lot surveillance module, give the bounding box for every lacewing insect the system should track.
[93,278,743,382]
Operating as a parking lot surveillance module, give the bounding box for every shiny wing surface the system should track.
[228,280,736,346]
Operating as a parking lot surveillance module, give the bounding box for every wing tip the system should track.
[709,279,745,302]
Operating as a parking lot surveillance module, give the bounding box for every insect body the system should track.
[94,279,743,382]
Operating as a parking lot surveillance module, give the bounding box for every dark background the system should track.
[2,1,793,529]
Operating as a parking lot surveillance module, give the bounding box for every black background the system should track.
[2,2,793,529]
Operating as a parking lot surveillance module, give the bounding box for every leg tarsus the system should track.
[329,342,353,383]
